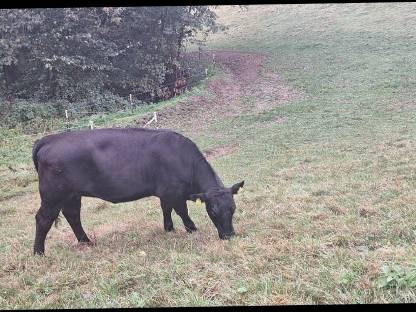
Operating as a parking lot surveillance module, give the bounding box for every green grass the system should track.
[1,3,416,307]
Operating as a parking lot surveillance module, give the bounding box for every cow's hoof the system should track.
[165,226,175,232]
[79,237,92,242]
[33,250,45,256]
[79,241,95,246]
[185,225,198,233]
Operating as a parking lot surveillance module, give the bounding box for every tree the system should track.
[0,6,221,111]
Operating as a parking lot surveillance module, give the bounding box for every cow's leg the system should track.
[62,196,91,244]
[34,200,61,255]
[160,199,174,232]
[173,200,197,233]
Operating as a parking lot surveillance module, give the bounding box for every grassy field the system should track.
[1,3,416,306]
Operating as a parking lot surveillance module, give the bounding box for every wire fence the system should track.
[59,72,210,131]
[3,49,217,140]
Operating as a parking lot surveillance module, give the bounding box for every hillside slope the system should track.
[1,4,416,306]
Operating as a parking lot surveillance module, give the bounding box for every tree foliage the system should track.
[0,7,221,124]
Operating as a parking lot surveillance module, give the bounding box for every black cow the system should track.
[32,128,244,255]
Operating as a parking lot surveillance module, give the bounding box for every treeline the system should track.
[0,7,221,126]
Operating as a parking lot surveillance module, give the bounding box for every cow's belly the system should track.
[84,189,154,204]
[76,171,155,202]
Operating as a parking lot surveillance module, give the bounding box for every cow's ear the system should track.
[230,181,244,195]
[189,193,207,203]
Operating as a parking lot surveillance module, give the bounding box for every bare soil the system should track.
[389,98,416,112]
[203,144,240,161]
[136,50,300,130]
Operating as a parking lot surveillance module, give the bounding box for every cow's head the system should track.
[189,181,244,240]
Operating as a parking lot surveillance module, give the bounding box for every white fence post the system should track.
[144,112,157,128]
[65,109,69,131]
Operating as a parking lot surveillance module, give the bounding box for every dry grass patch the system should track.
[203,144,240,161]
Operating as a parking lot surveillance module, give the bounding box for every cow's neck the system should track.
[194,158,224,193]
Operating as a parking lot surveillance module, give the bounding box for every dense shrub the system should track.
[69,91,130,115]
[0,7,223,126]
[0,99,62,127]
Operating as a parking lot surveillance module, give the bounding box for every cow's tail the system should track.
[32,139,42,173]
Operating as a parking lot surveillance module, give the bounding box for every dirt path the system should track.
[134,50,301,161]
[136,50,300,132]
[134,50,301,160]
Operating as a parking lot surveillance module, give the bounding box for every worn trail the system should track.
[136,50,300,160]
[136,50,300,130]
